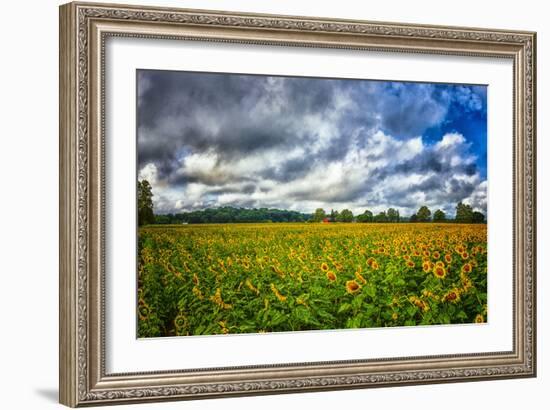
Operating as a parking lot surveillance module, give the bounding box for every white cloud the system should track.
[436,132,466,150]
[463,180,488,213]
[138,163,158,185]
[142,128,486,218]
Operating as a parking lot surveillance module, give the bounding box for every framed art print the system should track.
[59,2,536,406]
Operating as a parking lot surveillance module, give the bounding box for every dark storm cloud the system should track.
[376,84,449,137]
[137,71,362,178]
[258,156,316,183]
[137,70,487,215]
[207,183,257,196]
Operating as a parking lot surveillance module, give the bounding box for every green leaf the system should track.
[351,295,363,310]
[346,315,362,328]
[338,303,352,314]
[456,310,468,320]
[270,311,287,326]
[365,284,377,298]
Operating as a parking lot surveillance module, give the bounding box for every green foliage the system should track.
[455,201,473,223]
[156,206,312,224]
[416,206,432,222]
[387,208,400,223]
[433,209,446,222]
[138,179,155,226]
[312,208,327,222]
[337,209,354,222]
[356,210,373,223]
[152,202,485,225]
[374,211,388,222]
[472,211,485,224]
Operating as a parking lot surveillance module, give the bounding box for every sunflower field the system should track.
[137,223,487,337]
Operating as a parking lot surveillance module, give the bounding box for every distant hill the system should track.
[154,206,312,224]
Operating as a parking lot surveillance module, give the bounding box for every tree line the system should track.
[311,202,484,224]
[138,179,485,225]
[154,207,311,225]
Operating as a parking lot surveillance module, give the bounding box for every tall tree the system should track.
[138,179,155,226]
[374,211,388,223]
[433,209,446,222]
[409,213,418,222]
[416,206,432,222]
[387,208,399,222]
[357,209,373,223]
[312,208,327,222]
[472,211,486,224]
[337,209,354,222]
[455,201,474,223]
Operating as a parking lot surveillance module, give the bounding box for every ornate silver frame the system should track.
[59,1,537,407]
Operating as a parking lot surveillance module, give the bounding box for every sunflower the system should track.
[462,263,473,274]
[461,251,469,260]
[326,271,337,282]
[192,273,199,285]
[475,314,485,323]
[355,271,367,284]
[422,289,435,298]
[406,260,415,268]
[444,254,452,264]
[270,283,287,302]
[442,289,461,303]
[192,286,204,300]
[138,302,150,321]
[245,278,260,295]
[174,314,187,331]
[271,265,284,276]
[461,277,474,292]
[366,257,375,267]
[320,262,329,272]
[433,265,447,279]
[345,280,361,294]
[219,321,230,334]
[435,260,445,268]
[409,296,429,312]
[433,251,440,259]
[422,261,431,273]
[210,288,233,309]
[392,312,399,321]
[371,261,380,270]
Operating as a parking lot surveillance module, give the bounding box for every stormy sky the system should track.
[137,69,487,217]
